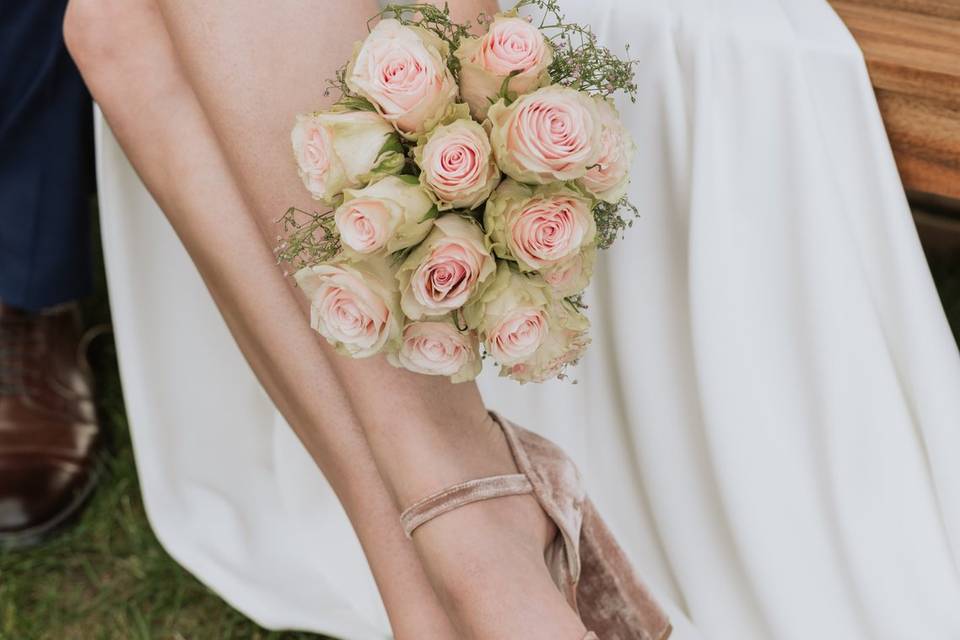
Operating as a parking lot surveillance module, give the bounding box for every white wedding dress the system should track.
[95,1,960,638]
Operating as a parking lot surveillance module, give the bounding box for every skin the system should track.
[64,1,587,637]
[63,2,459,637]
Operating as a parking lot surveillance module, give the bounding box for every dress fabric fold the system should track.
[94,1,960,638]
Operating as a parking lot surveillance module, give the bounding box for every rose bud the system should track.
[502,299,591,383]
[463,263,551,365]
[542,245,596,297]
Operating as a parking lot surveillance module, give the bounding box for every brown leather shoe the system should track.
[0,302,103,549]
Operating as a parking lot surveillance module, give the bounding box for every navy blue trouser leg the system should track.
[0,0,95,311]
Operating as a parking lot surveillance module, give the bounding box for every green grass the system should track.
[0,221,330,640]
[0,338,327,640]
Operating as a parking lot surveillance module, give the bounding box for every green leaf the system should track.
[391,245,415,266]
[498,70,522,105]
[335,95,377,112]
[370,151,406,177]
[418,204,440,223]
[378,133,405,157]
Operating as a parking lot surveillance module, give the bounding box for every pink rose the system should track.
[397,215,496,319]
[335,176,435,256]
[488,85,601,184]
[504,195,593,269]
[388,319,481,382]
[455,15,553,121]
[291,110,399,204]
[415,119,500,210]
[462,264,551,364]
[485,180,596,271]
[294,259,402,358]
[295,121,333,192]
[487,307,550,365]
[347,19,458,138]
[578,98,633,203]
[504,328,590,383]
[336,198,392,255]
[542,245,595,297]
[503,300,590,383]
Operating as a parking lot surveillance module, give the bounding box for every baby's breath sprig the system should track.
[513,0,638,101]
[275,207,341,270]
[323,65,379,113]
[324,63,356,104]
[593,195,640,250]
[374,4,474,78]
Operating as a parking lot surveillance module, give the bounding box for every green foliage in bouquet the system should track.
[277,1,647,383]
[368,1,640,99]
[289,1,641,268]
[324,4,473,102]
[593,196,640,250]
[514,0,638,101]
[275,206,340,271]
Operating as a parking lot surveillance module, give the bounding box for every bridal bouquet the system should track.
[278,1,639,384]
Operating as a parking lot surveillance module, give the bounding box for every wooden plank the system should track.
[834,0,960,21]
[830,1,960,201]
[875,89,960,198]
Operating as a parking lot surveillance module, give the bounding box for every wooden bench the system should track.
[829,0,960,206]
[829,0,960,261]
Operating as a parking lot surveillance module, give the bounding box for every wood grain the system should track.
[830,1,960,202]
[835,0,960,20]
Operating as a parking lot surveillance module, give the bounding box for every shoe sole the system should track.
[0,454,105,551]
